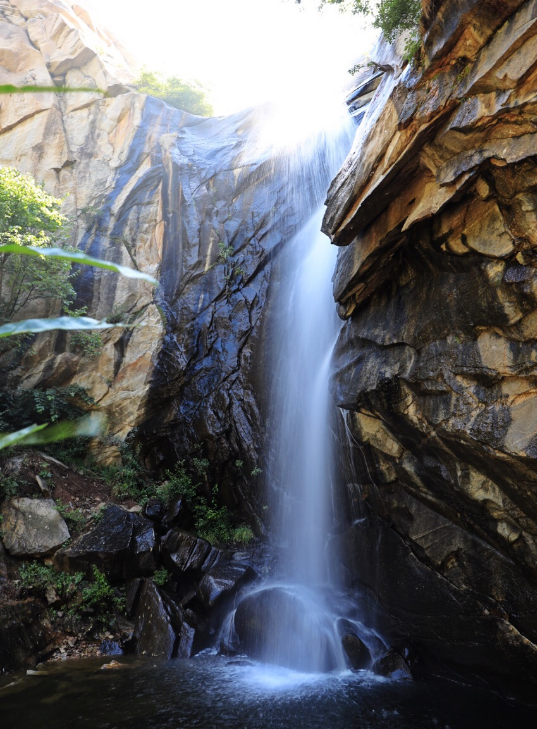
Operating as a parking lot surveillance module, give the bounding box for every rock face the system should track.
[0,0,332,531]
[0,599,52,672]
[325,0,537,695]
[54,504,157,579]
[132,580,195,660]
[1,497,69,556]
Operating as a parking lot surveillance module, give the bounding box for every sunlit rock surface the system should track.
[0,0,315,527]
[326,0,537,694]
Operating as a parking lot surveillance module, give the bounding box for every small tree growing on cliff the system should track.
[0,167,75,324]
[300,0,423,61]
[135,69,213,117]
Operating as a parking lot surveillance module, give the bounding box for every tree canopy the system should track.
[135,69,213,117]
[0,167,74,324]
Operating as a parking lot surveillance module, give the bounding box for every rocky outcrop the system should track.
[325,0,537,696]
[0,599,52,671]
[0,0,333,531]
[1,497,69,556]
[54,504,157,579]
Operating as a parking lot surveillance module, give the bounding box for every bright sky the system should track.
[85,0,377,115]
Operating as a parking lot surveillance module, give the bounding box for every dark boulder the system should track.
[133,580,195,659]
[0,600,52,672]
[372,648,413,680]
[100,639,123,656]
[54,505,157,580]
[234,586,343,672]
[143,499,166,523]
[198,563,256,609]
[161,529,221,574]
[163,499,195,531]
[341,634,371,670]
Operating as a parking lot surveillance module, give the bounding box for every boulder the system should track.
[143,499,166,523]
[1,498,69,557]
[99,639,123,656]
[54,505,157,579]
[372,648,413,680]
[161,529,221,574]
[341,634,371,670]
[0,600,52,671]
[162,499,195,531]
[133,580,195,659]
[198,563,256,609]
[234,586,343,672]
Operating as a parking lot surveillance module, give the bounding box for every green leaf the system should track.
[0,316,118,338]
[0,412,106,450]
[0,85,106,95]
[0,423,47,450]
[0,245,158,285]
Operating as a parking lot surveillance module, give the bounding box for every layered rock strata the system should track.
[0,0,328,528]
[325,0,537,694]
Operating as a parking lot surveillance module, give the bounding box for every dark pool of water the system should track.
[0,655,535,729]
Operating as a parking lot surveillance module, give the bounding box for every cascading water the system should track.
[222,101,380,673]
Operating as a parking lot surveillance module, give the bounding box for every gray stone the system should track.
[1,498,69,557]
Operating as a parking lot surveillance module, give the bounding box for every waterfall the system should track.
[224,103,367,673]
[269,210,340,587]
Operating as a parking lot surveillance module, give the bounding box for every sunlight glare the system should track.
[84,0,377,116]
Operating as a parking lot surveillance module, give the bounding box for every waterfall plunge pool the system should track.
[1,655,534,729]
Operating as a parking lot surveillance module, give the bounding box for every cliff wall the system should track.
[325,0,537,694]
[0,0,325,528]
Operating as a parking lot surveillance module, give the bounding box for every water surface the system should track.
[1,655,534,729]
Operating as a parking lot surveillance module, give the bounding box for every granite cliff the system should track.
[0,0,332,530]
[326,0,537,696]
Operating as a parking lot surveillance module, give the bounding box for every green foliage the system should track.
[0,243,158,284]
[0,315,116,339]
[0,84,106,95]
[0,474,18,499]
[251,466,263,477]
[135,68,213,116]
[55,500,87,534]
[81,565,124,612]
[70,330,103,357]
[0,385,95,431]
[318,0,422,60]
[231,525,255,545]
[153,567,171,587]
[0,414,104,451]
[19,562,84,600]
[0,167,74,324]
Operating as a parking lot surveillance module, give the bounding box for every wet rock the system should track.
[372,648,413,680]
[341,634,371,670]
[1,498,69,557]
[0,600,52,672]
[323,0,537,697]
[161,529,222,574]
[198,563,256,609]
[143,499,166,523]
[125,578,144,617]
[133,580,195,659]
[54,505,157,579]
[100,639,123,656]
[162,499,194,531]
[101,660,124,670]
[234,586,342,672]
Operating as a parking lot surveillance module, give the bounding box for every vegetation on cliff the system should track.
[310,0,423,59]
[0,168,73,325]
[134,69,213,116]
